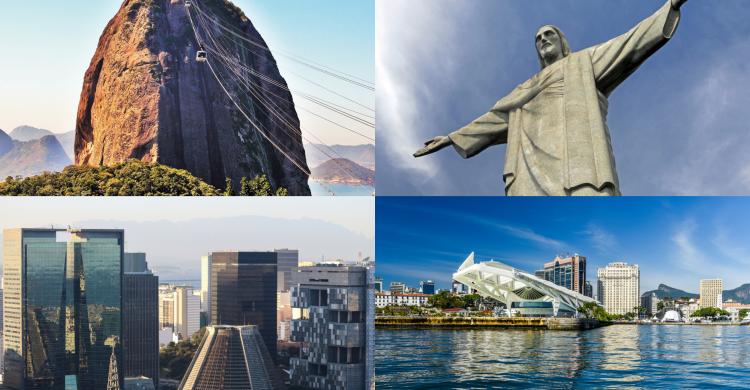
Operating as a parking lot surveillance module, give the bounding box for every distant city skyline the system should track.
[0,197,374,280]
[376,197,750,294]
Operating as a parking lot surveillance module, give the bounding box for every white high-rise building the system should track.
[158,285,176,329]
[597,262,640,316]
[200,255,212,317]
[700,279,723,309]
[174,286,201,340]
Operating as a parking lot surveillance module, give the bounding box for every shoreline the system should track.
[375,316,607,330]
[376,316,749,329]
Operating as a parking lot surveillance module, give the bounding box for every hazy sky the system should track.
[376,197,750,294]
[0,197,374,280]
[377,0,750,195]
[0,0,374,145]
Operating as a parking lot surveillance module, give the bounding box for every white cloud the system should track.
[582,223,617,254]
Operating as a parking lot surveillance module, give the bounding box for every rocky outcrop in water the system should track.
[76,0,310,194]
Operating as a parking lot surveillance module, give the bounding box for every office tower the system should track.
[2,228,124,390]
[124,253,147,273]
[700,279,724,309]
[1,275,4,333]
[174,286,201,340]
[597,262,640,315]
[451,280,468,294]
[419,280,436,295]
[641,292,660,316]
[210,252,278,358]
[540,255,587,295]
[200,255,211,319]
[389,281,406,294]
[275,249,299,292]
[290,264,374,390]
[178,325,283,390]
[374,277,383,292]
[275,249,299,342]
[584,280,594,298]
[159,286,175,329]
[123,255,159,388]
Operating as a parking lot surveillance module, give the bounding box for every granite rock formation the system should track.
[8,126,55,142]
[75,0,310,195]
[0,135,71,178]
[305,143,375,171]
[311,158,374,186]
[0,129,13,157]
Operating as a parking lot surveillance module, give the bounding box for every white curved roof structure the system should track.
[453,252,596,316]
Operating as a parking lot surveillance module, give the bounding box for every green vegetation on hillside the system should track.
[0,160,288,196]
[160,328,205,381]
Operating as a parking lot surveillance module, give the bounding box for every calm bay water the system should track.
[309,180,374,196]
[376,325,750,389]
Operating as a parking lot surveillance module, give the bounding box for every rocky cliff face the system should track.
[76,0,310,195]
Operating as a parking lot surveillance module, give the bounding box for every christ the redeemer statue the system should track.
[414,0,688,196]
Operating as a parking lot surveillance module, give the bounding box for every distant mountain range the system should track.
[642,283,750,304]
[305,143,375,171]
[311,158,374,186]
[0,126,76,178]
[9,125,55,142]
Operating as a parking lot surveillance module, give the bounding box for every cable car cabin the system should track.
[196,50,207,63]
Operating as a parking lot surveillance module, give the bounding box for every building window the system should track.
[328,346,362,364]
[327,310,364,323]
[308,363,328,376]
[310,289,329,307]
[292,308,309,320]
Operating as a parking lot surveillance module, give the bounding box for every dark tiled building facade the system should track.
[123,269,159,387]
[209,252,278,358]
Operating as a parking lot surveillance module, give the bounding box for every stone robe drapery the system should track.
[448,1,681,196]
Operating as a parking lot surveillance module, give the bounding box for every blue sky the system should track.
[376,197,750,294]
[377,0,750,195]
[0,197,374,280]
[0,0,373,145]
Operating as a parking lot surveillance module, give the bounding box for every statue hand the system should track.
[671,0,687,9]
[414,136,453,157]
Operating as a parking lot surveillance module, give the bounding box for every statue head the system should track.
[535,25,571,68]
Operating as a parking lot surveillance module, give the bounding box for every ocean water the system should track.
[309,180,374,196]
[376,325,750,389]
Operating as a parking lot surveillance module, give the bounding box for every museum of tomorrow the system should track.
[453,253,596,317]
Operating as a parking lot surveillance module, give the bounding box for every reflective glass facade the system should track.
[210,252,278,359]
[2,229,123,390]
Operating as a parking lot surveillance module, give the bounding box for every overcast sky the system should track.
[376,197,750,294]
[0,0,373,145]
[0,197,374,280]
[377,0,750,195]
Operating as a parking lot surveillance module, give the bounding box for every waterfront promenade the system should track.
[376,316,605,330]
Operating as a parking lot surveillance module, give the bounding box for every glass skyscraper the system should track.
[123,254,159,388]
[2,228,124,390]
[209,251,278,359]
[539,255,587,295]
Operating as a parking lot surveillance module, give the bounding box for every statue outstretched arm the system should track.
[590,0,685,96]
[414,109,509,159]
